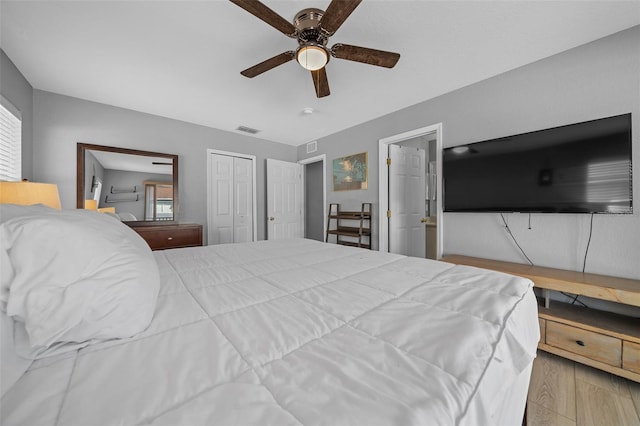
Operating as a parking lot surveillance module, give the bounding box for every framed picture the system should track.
[333,152,368,191]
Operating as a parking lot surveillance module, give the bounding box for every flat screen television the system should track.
[443,113,632,213]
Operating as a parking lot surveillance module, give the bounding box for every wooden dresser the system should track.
[131,224,203,251]
[442,255,640,382]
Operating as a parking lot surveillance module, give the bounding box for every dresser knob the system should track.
[576,340,585,347]
[167,237,173,240]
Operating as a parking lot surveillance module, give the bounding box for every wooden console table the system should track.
[442,255,640,382]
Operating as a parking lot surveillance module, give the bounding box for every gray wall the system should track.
[32,90,297,242]
[305,160,324,241]
[1,49,34,180]
[298,26,640,280]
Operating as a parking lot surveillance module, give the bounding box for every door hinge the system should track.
[387,210,392,218]
[386,158,391,166]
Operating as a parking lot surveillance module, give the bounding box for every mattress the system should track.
[2,238,539,425]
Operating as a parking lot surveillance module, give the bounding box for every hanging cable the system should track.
[560,291,589,308]
[557,214,595,308]
[582,213,594,273]
[500,213,533,266]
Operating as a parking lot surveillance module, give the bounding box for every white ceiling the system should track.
[90,150,173,175]
[2,1,639,147]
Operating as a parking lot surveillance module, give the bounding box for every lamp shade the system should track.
[0,181,61,210]
[297,45,328,71]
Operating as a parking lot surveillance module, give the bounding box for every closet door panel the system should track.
[234,157,253,243]
[209,154,234,244]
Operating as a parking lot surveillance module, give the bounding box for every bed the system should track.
[1,204,539,425]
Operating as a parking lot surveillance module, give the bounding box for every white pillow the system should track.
[0,209,160,358]
[0,204,60,312]
[0,203,58,224]
[117,212,138,221]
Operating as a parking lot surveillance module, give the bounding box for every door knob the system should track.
[269,217,275,221]
[420,217,428,223]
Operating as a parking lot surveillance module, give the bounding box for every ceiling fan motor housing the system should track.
[294,8,328,46]
[294,8,324,31]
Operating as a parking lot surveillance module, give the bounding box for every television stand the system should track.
[441,255,640,382]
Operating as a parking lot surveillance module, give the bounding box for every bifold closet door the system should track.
[209,153,253,244]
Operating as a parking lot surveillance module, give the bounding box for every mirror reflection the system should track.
[144,181,174,221]
[77,143,178,223]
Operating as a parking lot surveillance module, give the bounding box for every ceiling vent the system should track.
[306,141,317,153]
[236,125,260,134]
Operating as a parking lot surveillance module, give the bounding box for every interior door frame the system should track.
[206,148,257,244]
[298,154,327,240]
[378,123,443,258]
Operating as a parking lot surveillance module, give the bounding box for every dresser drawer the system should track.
[546,321,621,367]
[623,341,640,374]
[132,224,202,250]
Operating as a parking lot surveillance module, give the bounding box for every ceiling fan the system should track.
[230,0,400,98]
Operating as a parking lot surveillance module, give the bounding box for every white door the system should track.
[209,153,234,244]
[266,159,303,240]
[208,152,254,244]
[233,157,253,243]
[389,144,426,257]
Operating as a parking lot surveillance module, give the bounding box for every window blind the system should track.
[0,96,22,181]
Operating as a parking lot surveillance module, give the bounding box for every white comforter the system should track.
[2,239,539,425]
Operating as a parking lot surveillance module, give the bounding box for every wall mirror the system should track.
[77,143,179,225]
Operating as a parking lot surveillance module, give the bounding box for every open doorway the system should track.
[378,124,443,259]
[299,154,326,242]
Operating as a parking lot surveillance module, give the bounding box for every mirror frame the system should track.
[77,142,179,226]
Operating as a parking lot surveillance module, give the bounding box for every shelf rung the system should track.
[327,228,371,236]
[337,241,371,249]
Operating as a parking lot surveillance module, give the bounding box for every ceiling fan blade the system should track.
[241,51,295,78]
[331,43,400,68]
[319,0,362,36]
[311,68,330,98]
[229,0,296,37]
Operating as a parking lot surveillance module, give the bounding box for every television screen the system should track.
[443,113,632,213]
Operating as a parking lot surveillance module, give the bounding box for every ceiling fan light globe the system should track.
[297,45,328,71]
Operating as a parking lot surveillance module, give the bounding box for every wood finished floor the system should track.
[527,351,640,426]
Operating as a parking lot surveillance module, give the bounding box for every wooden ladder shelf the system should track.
[325,203,372,249]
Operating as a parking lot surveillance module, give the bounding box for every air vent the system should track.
[306,141,317,153]
[236,125,260,134]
